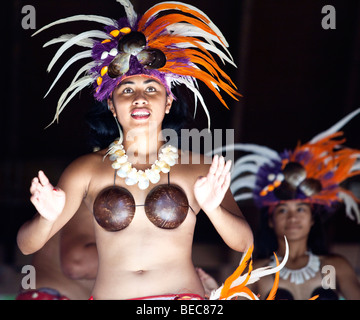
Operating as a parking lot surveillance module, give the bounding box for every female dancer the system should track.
[17,0,253,300]
[229,109,360,299]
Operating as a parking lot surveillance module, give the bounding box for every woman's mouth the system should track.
[131,109,151,120]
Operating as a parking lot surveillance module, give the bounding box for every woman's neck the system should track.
[277,237,308,261]
[122,127,165,165]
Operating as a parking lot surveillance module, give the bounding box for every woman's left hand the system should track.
[194,155,232,213]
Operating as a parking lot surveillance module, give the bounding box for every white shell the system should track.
[117,169,128,178]
[145,169,160,184]
[116,155,128,164]
[109,48,118,56]
[101,51,109,60]
[138,179,150,190]
[111,162,121,170]
[125,177,137,185]
[160,154,176,166]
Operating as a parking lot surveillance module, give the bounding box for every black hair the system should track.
[253,204,331,259]
[162,84,198,144]
[84,100,118,151]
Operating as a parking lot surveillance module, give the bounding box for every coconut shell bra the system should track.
[93,173,190,231]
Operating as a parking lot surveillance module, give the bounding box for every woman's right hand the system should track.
[30,170,66,222]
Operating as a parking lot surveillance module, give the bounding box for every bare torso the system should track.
[76,150,207,299]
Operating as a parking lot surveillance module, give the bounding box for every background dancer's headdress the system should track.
[34,0,241,128]
[224,109,360,223]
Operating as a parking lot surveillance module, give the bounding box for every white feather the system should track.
[166,23,233,63]
[46,76,94,127]
[233,155,274,171]
[233,192,254,202]
[210,143,280,160]
[44,50,93,98]
[230,176,257,194]
[231,163,259,178]
[338,191,360,223]
[32,15,116,37]
[70,61,98,85]
[173,42,236,68]
[143,1,229,47]
[310,107,360,143]
[171,77,211,130]
[210,237,289,300]
[350,160,360,172]
[47,30,109,72]
[44,34,94,48]
[116,0,137,27]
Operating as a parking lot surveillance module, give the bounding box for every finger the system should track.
[215,156,225,179]
[222,172,231,191]
[209,155,219,175]
[38,170,50,187]
[30,177,40,194]
[224,159,232,175]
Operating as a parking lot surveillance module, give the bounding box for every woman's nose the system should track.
[287,211,297,220]
[133,93,148,106]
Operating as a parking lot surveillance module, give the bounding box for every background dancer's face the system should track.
[269,200,314,242]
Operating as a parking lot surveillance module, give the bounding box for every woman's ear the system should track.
[268,217,274,229]
[165,95,173,114]
[107,97,116,117]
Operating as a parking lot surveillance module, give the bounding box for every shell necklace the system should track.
[105,139,179,190]
[269,251,320,285]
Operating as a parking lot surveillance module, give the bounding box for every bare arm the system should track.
[331,255,360,300]
[17,156,90,255]
[194,155,253,252]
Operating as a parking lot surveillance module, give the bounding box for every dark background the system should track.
[2,0,360,266]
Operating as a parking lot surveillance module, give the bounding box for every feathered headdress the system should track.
[214,108,360,223]
[33,0,241,128]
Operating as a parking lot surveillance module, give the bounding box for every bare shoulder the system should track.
[321,253,353,269]
[58,149,107,186]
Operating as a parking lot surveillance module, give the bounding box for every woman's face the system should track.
[108,75,173,132]
[269,200,314,241]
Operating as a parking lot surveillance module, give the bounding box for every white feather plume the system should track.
[46,76,94,127]
[32,15,116,37]
[166,23,233,64]
[116,0,137,27]
[46,30,109,72]
[44,50,93,98]
[230,176,257,194]
[310,107,360,144]
[338,191,360,223]
[143,1,229,47]
[44,34,94,48]
[210,237,289,300]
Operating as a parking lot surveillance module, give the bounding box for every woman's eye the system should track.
[146,86,156,92]
[275,208,287,214]
[123,88,133,94]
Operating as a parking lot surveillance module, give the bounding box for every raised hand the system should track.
[30,170,66,221]
[194,155,232,213]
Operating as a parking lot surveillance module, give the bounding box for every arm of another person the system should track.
[60,201,98,280]
[17,155,92,255]
[331,255,360,300]
[194,155,253,252]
